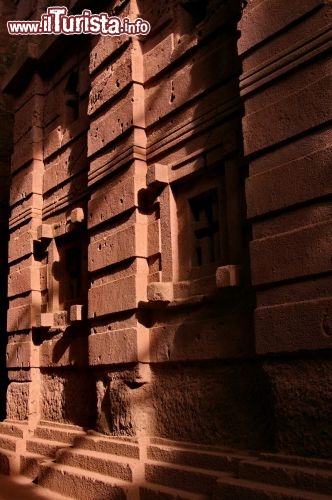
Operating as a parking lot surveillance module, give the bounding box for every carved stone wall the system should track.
[1,0,331,477]
[239,0,332,457]
[0,0,17,420]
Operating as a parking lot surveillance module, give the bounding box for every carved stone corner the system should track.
[147,282,174,303]
[146,163,169,188]
[35,224,53,242]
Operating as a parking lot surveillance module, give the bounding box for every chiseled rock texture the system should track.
[0,0,330,497]
[239,0,332,459]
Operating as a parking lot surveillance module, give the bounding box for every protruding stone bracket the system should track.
[35,312,54,328]
[216,265,241,288]
[69,207,85,224]
[147,282,174,303]
[35,224,53,242]
[146,163,169,188]
[70,304,84,322]
[35,310,68,330]
[138,164,170,210]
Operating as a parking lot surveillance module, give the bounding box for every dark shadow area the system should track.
[135,0,274,451]
[0,99,14,421]
[0,144,11,421]
[0,0,18,421]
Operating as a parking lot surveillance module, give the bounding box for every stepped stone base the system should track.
[0,421,330,499]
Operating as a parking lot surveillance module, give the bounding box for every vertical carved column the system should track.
[5,72,45,427]
[0,0,17,420]
[87,0,153,437]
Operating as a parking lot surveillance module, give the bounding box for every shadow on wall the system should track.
[132,0,275,450]
[86,0,275,451]
[0,109,12,421]
[4,0,275,452]
[5,29,92,425]
[0,0,17,420]
[35,32,94,428]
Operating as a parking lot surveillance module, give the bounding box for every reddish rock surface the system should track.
[0,0,331,497]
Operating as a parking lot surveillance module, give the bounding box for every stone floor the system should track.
[0,475,69,499]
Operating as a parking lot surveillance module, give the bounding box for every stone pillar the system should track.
[5,72,45,426]
[0,0,17,421]
[87,0,153,437]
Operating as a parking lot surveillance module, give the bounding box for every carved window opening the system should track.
[34,241,49,314]
[189,189,220,267]
[56,238,86,311]
[43,229,88,316]
[33,219,88,328]
[174,174,225,282]
[61,245,82,306]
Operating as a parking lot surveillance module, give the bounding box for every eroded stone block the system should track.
[134,363,152,384]
[8,223,35,263]
[144,34,174,82]
[40,336,88,368]
[69,207,85,224]
[41,371,95,427]
[95,371,134,435]
[6,341,31,369]
[44,136,87,193]
[88,272,147,317]
[8,262,40,298]
[255,297,332,354]
[6,382,29,421]
[14,95,44,144]
[89,223,147,272]
[7,304,35,332]
[15,73,46,112]
[89,28,130,75]
[246,147,332,218]
[147,282,173,302]
[88,88,135,157]
[88,328,138,365]
[10,160,43,206]
[11,128,43,172]
[238,0,321,55]
[244,74,331,156]
[263,358,332,458]
[251,221,332,286]
[53,311,68,329]
[88,175,145,229]
[88,48,132,116]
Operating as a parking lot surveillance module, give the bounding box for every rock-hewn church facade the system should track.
[0,0,331,498]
